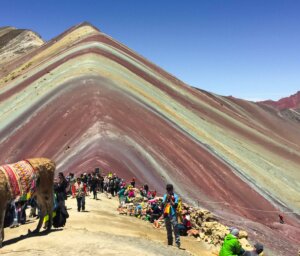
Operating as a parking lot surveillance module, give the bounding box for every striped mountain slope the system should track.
[0,22,299,255]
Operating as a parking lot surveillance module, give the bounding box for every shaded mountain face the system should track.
[0,23,299,255]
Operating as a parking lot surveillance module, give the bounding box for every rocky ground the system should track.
[2,194,217,256]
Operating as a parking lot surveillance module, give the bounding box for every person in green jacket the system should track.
[219,228,245,256]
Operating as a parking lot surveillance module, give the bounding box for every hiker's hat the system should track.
[230,228,239,237]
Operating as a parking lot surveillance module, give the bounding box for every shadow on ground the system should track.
[3,229,63,247]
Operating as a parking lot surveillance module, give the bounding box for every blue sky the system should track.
[1,0,300,100]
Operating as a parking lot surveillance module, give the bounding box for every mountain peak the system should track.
[0,23,299,256]
[0,26,44,67]
[260,91,300,110]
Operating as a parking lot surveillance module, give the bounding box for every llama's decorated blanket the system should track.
[0,160,36,200]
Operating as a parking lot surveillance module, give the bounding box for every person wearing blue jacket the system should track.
[162,184,180,248]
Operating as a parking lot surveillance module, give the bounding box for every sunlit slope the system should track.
[0,26,44,69]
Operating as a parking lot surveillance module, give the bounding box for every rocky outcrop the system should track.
[0,26,44,68]
[118,198,253,251]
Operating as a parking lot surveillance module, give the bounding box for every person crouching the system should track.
[219,228,245,256]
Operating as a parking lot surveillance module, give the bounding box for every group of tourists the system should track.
[5,171,69,230]
[66,171,159,212]
[116,182,265,255]
[67,170,184,248]
[66,171,124,211]
[114,178,264,255]
[161,186,264,255]
[4,167,264,255]
[155,185,265,255]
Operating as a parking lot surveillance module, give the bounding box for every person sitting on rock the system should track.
[147,190,153,199]
[219,228,245,256]
[140,184,149,197]
[152,190,157,198]
[243,242,264,256]
[177,214,192,236]
[135,204,142,218]
[148,200,162,223]
[127,185,135,198]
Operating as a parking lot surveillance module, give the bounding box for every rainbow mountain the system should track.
[0,22,299,255]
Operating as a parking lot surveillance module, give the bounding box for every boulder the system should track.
[239,238,252,250]
[200,233,205,239]
[238,230,248,239]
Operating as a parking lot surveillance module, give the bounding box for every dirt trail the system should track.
[2,194,217,256]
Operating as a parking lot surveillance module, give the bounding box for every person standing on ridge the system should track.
[98,174,104,193]
[113,174,120,196]
[108,177,115,197]
[90,173,99,199]
[161,184,181,248]
[55,172,68,206]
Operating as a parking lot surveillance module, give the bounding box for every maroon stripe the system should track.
[1,44,299,166]
[3,164,20,197]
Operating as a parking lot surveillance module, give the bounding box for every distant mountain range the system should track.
[260,90,300,110]
[258,91,300,123]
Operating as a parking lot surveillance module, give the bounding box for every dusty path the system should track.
[2,194,217,256]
